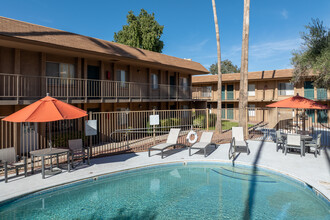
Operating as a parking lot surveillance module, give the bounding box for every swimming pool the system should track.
[0,162,329,219]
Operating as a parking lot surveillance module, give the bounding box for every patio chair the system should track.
[189,132,217,157]
[284,134,303,157]
[0,147,27,183]
[148,128,186,159]
[69,139,90,168]
[305,134,322,157]
[229,127,250,159]
[276,131,285,153]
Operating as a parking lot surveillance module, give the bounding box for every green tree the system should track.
[114,9,164,53]
[291,18,330,89]
[209,59,241,74]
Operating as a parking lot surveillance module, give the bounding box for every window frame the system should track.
[248,84,255,96]
[116,69,127,88]
[151,73,159,90]
[46,62,75,85]
[278,82,294,96]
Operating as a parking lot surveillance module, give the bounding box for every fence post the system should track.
[206,108,209,131]
[89,112,92,158]
[85,79,88,103]
[66,78,69,103]
[153,109,156,145]
[245,107,248,138]
[16,75,20,104]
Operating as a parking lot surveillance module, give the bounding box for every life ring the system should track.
[187,130,198,144]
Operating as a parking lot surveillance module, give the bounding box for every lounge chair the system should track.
[69,139,90,168]
[285,134,303,157]
[189,132,217,157]
[305,134,322,157]
[0,147,27,183]
[148,128,186,159]
[229,127,250,159]
[276,131,285,153]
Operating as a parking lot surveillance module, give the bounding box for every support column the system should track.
[100,60,104,102]
[83,59,88,102]
[40,52,46,97]
[14,49,21,104]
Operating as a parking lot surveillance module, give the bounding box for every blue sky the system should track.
[1,0,330,72]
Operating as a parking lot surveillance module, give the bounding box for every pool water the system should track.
[0,162,329,219]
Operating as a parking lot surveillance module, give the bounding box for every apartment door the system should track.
[170,76,176,98]
[227,85,234,100]
[20,122,38,155]
[87,65,100,98]
[304,81,314,100]
[227,104,234,120]
[221,103,226,119]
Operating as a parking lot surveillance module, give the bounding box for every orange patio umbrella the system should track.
[266,94,329,109]
[2,94,88,149]
[266,94,329,132]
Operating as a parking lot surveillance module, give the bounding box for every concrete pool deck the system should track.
[0,140,329,203]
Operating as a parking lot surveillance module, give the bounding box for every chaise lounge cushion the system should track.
[151,143,172,150]
[235,141,247,147]
[191,142,211,149]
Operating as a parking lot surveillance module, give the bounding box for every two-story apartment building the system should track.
[192,69,329,124]
[0,17,209,117]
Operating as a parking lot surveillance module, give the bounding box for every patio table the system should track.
[30,148,71,179]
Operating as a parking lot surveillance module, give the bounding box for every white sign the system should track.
[85,120,97,136]
[149,115,159,126]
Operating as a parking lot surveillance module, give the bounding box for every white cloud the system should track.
[281,9,288,19]
[249,38,301,59]
[181,39,209,52]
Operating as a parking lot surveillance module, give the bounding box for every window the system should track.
[248,84,255,96]
[180,77,189,91]
[202,86,212,97]
[151,73,158,89]
[46,62,75,78]
[248,104,255,117]
[278,82,294,96]
[116,70,127,88]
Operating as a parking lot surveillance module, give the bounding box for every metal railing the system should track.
[1,108,329,174]
[0,73,201,102]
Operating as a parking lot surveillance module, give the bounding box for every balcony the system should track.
[0,73,198,104]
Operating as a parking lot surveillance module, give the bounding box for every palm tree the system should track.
[212,0,222,133]
[239,0,250,137]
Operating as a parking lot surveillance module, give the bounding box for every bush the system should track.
[193,114,217,128]
[193,115,206,128]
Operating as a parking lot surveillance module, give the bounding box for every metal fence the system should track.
[1,108,329,170]
[248,108,330,147]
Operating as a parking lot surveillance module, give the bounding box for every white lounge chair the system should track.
[148,128,186,159]
[229,127,250,159]
[189,132,217,157]
[285,134,303,157]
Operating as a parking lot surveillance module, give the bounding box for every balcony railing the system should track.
[0,73,199,103]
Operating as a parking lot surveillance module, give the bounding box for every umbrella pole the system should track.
[49,122,52,150]
[295,108,299,133]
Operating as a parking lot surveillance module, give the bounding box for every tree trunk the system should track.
[212,0,222,133]
[239,0,250,138]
